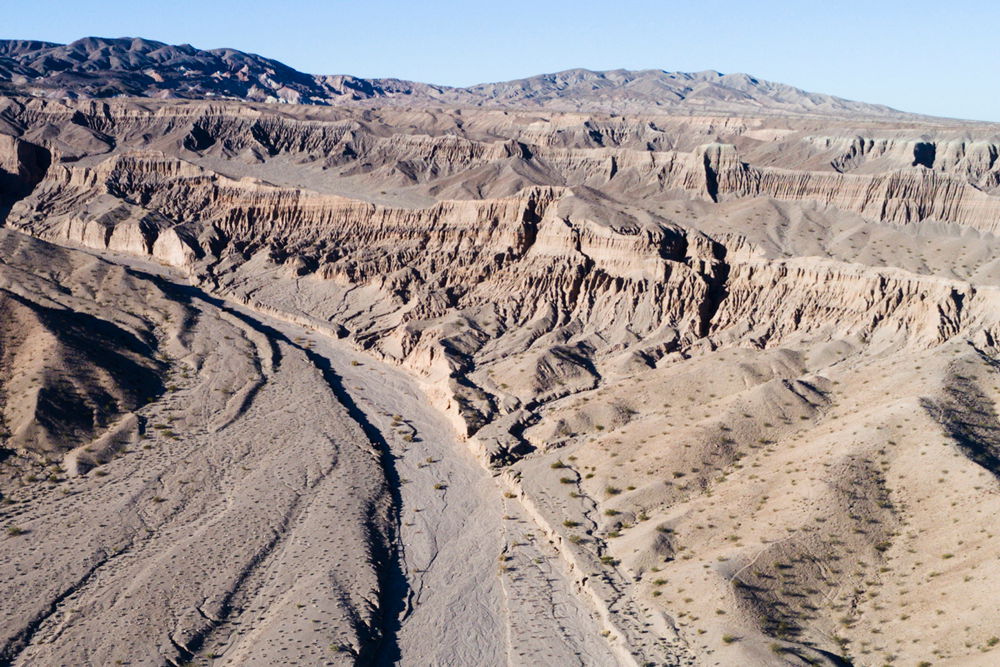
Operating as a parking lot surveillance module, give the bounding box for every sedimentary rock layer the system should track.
[4,93,1000,666]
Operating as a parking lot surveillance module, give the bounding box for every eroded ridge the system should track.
[3,91,1000,666]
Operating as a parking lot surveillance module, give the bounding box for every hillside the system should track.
[2,38,1000,667]
[1,37,920,119]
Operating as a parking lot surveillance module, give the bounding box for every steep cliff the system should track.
[4,94,1000,666]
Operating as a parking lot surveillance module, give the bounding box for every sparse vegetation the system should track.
[3,58,1000,667]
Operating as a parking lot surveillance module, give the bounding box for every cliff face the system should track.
[6,101,1000,432]
[5,95,1000,666]
[694,141,1000,232]
[0,133,50,219]
[7,96,998,226]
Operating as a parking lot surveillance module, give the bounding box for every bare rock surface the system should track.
[1,37,931,119]
[3,46,1000,666]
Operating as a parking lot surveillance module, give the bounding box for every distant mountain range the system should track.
[0,36,914,118]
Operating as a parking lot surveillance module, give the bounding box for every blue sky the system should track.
[6,0,1000,121]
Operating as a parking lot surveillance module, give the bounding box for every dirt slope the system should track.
[2,83,1000,666]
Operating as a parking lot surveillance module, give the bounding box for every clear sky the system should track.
[6,0,1000,121]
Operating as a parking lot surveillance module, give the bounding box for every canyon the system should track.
[2,37,1000,667]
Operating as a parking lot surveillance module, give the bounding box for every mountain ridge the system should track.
[0,36,923,119]
[4,34,1000,667]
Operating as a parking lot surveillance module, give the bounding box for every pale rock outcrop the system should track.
[6,90,1000,667]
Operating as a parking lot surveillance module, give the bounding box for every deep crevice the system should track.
[0,139,51,226]
[912,142,936,169]
[696,240,730,337]
[703,153,720,203]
